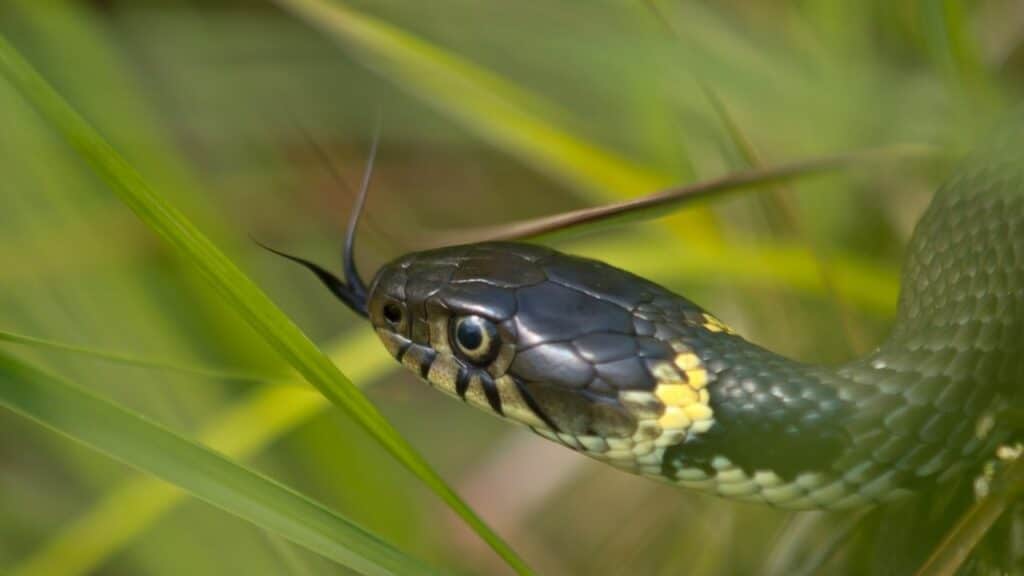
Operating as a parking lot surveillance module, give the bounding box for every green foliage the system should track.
[1,0,1020,574]
[0,349,432,576]
[9,331,395,576]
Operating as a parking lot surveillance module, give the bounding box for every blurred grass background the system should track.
[1,0,1023,574]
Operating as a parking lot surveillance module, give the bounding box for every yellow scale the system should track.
[577,336,719,476]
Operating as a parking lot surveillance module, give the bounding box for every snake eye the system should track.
[452,315,499,365]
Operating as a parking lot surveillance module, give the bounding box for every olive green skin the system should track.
[365,121,1024,509]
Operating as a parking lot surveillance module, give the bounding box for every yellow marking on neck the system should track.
[675,352,700,370]
[674,351,708,389]
[658,348,715,437]
[550,345,718,476]
[702,313,737,334]
[686,368,708,389]
[684,403,713,422]
[658,406,691,429]
[656,384,697,406]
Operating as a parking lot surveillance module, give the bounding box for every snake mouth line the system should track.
[381,329,562,431]
[512,380,560,433]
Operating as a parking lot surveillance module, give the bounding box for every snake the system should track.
[269,117,1024,510]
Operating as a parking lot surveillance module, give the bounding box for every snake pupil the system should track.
[452,315,499,365]
[457,320,484,351]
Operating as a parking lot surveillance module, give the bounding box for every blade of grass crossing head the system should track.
[0,34,532,575]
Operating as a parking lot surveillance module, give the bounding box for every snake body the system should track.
[353,122,1024,509]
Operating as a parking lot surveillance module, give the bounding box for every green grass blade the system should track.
[567,234,899,316]
[0,34,531,575]
[0,349,432,576]
[13,331,390,576]
[0,328,281,383]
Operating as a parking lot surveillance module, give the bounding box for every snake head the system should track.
[367,242,721,466]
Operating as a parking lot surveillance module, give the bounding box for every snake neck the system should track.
[661,125,1024,509]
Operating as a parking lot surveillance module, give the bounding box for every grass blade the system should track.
[12,331,391,576]
[915,458,1024,576]
[0,349,432,576]
[0,33,531,574]
[566,234,899,316]
[0,328,280,383]
[430,146,928,245]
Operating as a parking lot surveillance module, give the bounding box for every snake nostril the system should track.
[383,302,404,325]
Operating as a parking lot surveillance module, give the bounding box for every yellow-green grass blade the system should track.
[0,34,531,575]
[0,328,282,383]
[0,349,431,576]
[271,0,718,243]
[567,234,899,316]
[12,332,390,576]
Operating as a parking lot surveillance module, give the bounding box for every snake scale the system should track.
[276,116,1024,510]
